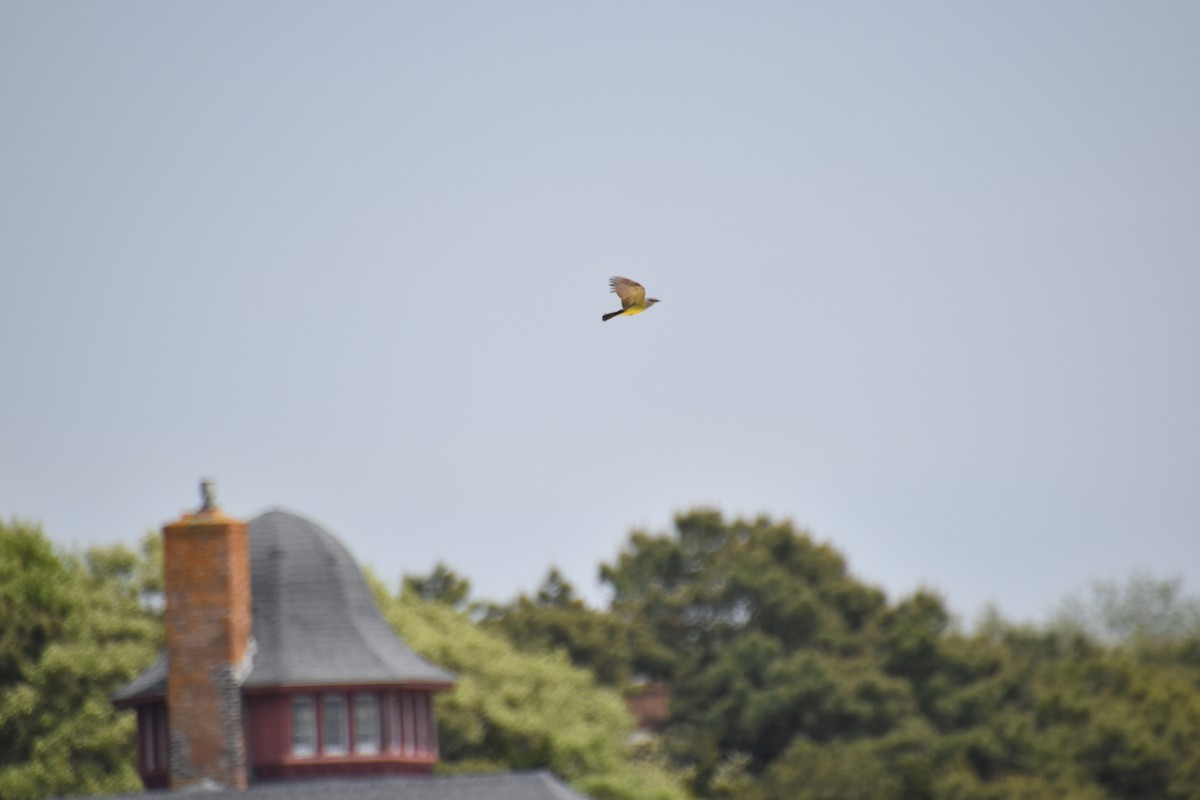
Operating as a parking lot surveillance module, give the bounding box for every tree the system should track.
[378,585,694,800]
[753,729,928,800]
[597,509,1200,799]
[0,521,161,800]
[1053,573,1200,645]
[483,568,637,686]
[402,561,473,610]
[599,509,900,793]
[0,520,73,688]
[601,510,887,678]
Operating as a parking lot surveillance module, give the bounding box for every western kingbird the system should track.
[602,276,661,321]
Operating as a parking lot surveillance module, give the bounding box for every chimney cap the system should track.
[200,478,218,512]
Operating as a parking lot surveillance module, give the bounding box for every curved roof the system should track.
[115,509,453,703]
[244,509,452,687]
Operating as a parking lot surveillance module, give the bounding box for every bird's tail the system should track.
[601,310,625,322]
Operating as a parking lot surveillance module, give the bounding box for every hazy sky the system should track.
[3,2,1198,624]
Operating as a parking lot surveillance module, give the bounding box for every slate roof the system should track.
[243,509,453,687]
[64,771,591,800]
[112,651,168,703]
[114,509,453,704]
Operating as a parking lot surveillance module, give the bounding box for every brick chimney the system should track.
[163,479,251,789]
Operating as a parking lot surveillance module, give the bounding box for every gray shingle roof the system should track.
[63,771,592,800]
[112,651,167,703]
[114,509,453,704]
[244,509,453,688]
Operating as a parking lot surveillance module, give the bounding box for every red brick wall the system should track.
[163,509,250,790]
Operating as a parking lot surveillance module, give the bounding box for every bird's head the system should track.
[647,297,661,307]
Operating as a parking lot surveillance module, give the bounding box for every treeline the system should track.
[3,511,1200,800]
[419,510,1200,800]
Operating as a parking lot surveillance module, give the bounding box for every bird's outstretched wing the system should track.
[610,276,646,309]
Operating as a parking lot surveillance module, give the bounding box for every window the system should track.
[137,704,169,772]
[387,692,400,753]
[154,704,168,769]
[291,695,316,757]
[354,693,381,755]
[140,706,157,770]
[322,694,348,755]
[386,692,399,753]
[402,691,415,755]
[415,692,429,754]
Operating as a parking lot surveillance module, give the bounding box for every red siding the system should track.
[245,693,291,768]
[131,685,445,788]
[244,687,441,783]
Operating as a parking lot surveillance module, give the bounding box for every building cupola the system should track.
[114,484,455,789]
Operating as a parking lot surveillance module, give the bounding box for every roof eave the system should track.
[242,679,456,696]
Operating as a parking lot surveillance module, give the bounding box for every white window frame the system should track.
[291,694,316,757]
[322,693,349,756]
[354,692,381,755]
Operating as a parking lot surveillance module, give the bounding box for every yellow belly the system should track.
[623,306,646,316]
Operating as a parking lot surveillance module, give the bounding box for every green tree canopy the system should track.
[596,509,1200,800]
[379,582,693,800]
[402,561,473,610]
[481,567,638,687]
[598,510,899,789]
[0,521,161,800]
[1053,573,1200,645]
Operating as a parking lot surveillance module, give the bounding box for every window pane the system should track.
[388,692,401,753]
[354,694,381,755]
[401,692,415,755]
[155,705,168,770]
[140,707,155,770]
[323,694,348,755]
[291,695,315,757]
[415,692,429,754]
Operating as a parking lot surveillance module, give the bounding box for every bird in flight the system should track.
[602,276,661,321]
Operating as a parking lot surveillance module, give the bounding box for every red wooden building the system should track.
[113,485,455,790]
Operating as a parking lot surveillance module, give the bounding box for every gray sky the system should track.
[3,2,1198,624]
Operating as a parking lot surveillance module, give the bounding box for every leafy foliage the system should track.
[379,585,692,800]
[0,521,161,800]
[1053,573,1200,644]
[481,568,639,686]
[596,509,1200,799]
[402,561,473,610]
